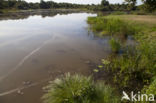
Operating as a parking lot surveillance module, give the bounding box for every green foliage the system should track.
[0,0,155,12]
[93,69,99,73]
[100,0,110,11]
[94,82,120,103]
[88,15,156,92]
[0,0,88,10]
[105,18,127,35]
[101,0,109,6]
[101,59,110,65]
[110,11,127,15]
[142,0,156,12]
[146,78,156,95]
[98,41,154,90]
[88,16,137,37]
[87,17,98,24]
[102,38,155,89]
[124,0,137,10]
[42,73,120,103]
[42,73,93,103]
[109,38,121,53]
[130,10,148,15]
[15,1,29,10]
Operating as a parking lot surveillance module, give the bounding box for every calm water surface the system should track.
[0,12,111,103]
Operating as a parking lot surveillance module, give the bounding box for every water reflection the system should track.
[0,9,90,21]
[0,11,110,103]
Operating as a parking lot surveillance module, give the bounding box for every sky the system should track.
[25,0,142,5]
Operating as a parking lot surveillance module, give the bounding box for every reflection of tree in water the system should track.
[0,9,84,20]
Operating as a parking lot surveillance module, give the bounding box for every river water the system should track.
[0,11,112,103]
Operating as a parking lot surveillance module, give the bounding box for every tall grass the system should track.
[110,11,127,15]
[109,38,121,53]
[99,40,155,90]
[88,15,156,95]
[87,16,137,36]
[42,73,120,103]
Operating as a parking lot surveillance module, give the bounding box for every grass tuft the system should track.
[42,73,120,103]
[109,38,121,53]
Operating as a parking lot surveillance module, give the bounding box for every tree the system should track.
[124,0,137,10]
[142,0,156,12]
[8,0,17,8]
[101,0,109,6]
[15,0,29,10]
[40,0,48,9]
[0,0,4,9]
[29,3,39,9]
[0,0,9,9]
[101,0,110,11]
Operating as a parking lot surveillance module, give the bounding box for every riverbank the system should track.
[87,14,156,101]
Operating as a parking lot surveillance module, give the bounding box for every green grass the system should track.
[42,73,120,103]
[145,78,156,96]
[110,11,127,15]
[87,15,156,97]
[109,38,121,53]
[87,16,138,37]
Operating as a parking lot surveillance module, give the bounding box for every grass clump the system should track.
[109,38,121,53]
[42,73,120,103]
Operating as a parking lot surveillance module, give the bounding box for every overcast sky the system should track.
[25,0,142,5]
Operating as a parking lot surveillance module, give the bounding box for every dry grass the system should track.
[116,15,156,25]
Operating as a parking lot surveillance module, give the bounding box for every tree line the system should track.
[0,0,155,12]
[0,0,87,10]
[98,0,156,12]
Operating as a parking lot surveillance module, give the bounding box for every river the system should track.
[0,11,111,103]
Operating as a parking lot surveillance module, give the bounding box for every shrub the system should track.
[42,73,120,103]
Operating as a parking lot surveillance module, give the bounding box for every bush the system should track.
[42,73,120,103]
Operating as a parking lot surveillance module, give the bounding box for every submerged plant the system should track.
[42,73,120,103]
